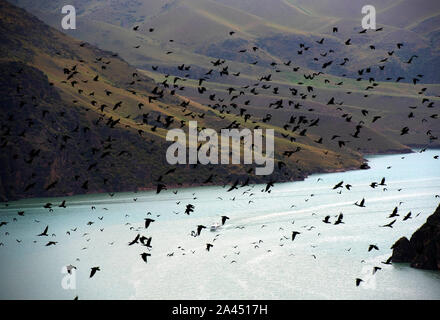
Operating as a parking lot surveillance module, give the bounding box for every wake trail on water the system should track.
[232,191,437,226]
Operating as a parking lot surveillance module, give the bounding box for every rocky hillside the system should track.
[9,0,440,149]
[3,0,403,201]
[392,203,440,270]
[11,0,440,83]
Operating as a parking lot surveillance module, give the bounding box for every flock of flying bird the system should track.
[0,16,439,298]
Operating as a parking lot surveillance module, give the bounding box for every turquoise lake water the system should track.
[0,149,439,299]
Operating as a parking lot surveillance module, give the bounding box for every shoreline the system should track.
[0,147,425,205]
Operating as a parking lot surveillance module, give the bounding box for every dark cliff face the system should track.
[391,203,440,270]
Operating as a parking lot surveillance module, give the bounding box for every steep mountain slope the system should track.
[8,0,440,150]
[0,0,261,201]
[1,0,406,201]
[10,0,440,83]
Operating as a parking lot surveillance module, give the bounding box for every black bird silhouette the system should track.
[333,181,344,189]
[382,257,393,265]
[197,225,206,236]
[156,183,167,194]
[406,55,418,64]
[291,231,301,241]
[373,267,382,274]
[90,267,100,278]
[221,216,230,225]
[140,252,151,263]
[128,234,140,245]
[206,243,214,251]
[227,180,239,192]
[323,215,331,224]
[140,236,152,247]
[381,219,396,228]
[38,225,49,236]
[334,213,344,225]
[265,180,275,192]
[144,218,155,229]
[45,180,58,191]
[400,127,409,135]
[389,207,399,218]
[403,211,412,221]
[355,198,365,207]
